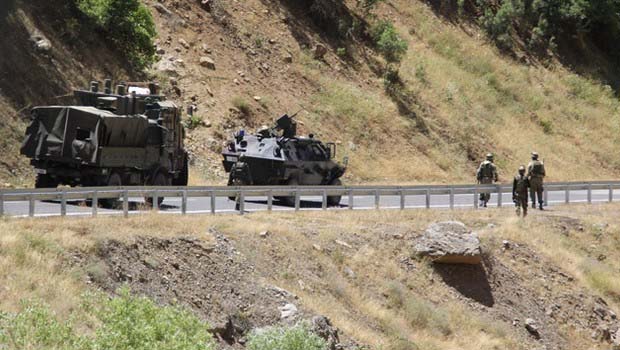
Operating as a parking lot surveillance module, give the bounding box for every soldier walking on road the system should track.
[513,166,530,217]
[476,153,498,207]
[527,152,546,210]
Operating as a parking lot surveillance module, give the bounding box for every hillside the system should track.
[2,205,620,349]
[1,0,620,187]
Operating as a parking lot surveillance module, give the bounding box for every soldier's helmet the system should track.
[531,152,539,160]
[486,153,494,161]
[518,166,525,174]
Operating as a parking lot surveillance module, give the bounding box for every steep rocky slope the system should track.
[1,0,619,187]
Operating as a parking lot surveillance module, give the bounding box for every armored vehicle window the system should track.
[310,144,328,161]
[76,128,90,141]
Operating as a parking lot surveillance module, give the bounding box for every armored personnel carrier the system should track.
[222,114,347,206]
[20,79,188,207]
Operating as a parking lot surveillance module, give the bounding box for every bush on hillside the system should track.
[74,0,156,70]
[0,289,216,350]
[370,20,408,62]
[470,0,620,61]
[246,323,327,350]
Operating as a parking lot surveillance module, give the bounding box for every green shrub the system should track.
[247,323,327,350]
[92,288,215,350]
[232,97,252,117]
[74,0,156,70]
[185,114,204,129]
[0,289,216,350]
[0,302,85,349]
[370,20,408,62]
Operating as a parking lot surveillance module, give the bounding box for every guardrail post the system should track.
[60,190,67,217]
[181,190,187,215]
[123,190,129,218]
[267,190,273,212]
[450,188,455,210]
[0,192,4,217]
[210,191,216,215]
[29,194,35,218]
[153,190,159,211]
[609,185,613,203]
[374,190,380,210]
[587,184,592,204]
[294,189,301,211]
[497,185,502,207]
[348,189,354,210]
[472,187,477,209]
[322,190,327,210]
[544,187,548,207]
[238,191,245,215]
[565,186,570,204]
[425,189,430,209]
[92,191,98,217]
[400,190,405,210]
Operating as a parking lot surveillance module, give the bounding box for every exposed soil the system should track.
[84,232,303,346]
[435,240,619,350]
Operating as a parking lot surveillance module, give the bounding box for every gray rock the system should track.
[179,38,190,49]
[283,53,293,63]
[200,56,216,70]
[156,60,179,76]
[343,266,356,279]
[279,303,298,320]
[525,318,541,339]
[153,3,172,16]
[311,315,340,350]
[414,221,482,264]
[31,32,51,52]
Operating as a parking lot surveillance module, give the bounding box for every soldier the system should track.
[527,152,546,210]
[476,153,498,207]
[512,166,530,217]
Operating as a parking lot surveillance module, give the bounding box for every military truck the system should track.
[222,114,347,206]
[20,79,188,207]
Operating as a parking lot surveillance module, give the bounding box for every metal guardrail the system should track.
[1,180,620,218]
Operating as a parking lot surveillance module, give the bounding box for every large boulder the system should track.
[414,221,482,264]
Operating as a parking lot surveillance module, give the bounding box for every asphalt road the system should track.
[2,188,616,217]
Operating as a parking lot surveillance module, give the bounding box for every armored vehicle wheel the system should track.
[102,172,123,209]
[278,178,298,207]
[145,171,169,207]
[35,174,58,189]
[327,178,343,206]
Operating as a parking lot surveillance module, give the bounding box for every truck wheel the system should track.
[35,174,58,189]
[102,172,123,209]
[173,155,189,186]
[327,178,342,206]
[145,171,169,207]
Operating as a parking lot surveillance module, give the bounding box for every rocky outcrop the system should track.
[414,221,482,264]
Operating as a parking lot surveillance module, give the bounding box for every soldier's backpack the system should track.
[480,161,494,178]
[531,161,544,176]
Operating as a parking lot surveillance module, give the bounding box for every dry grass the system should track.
[2,203,619,348]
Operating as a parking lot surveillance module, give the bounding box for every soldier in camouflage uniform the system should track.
[476,153,498,207]
[527,152,546,210]
[512,166,530,217]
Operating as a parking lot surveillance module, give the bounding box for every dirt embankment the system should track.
[72,213,620,350]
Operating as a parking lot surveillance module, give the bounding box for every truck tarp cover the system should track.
[21,106,148,164]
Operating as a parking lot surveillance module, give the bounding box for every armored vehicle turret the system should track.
[20,79,188,207]
[222,114,347,206]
